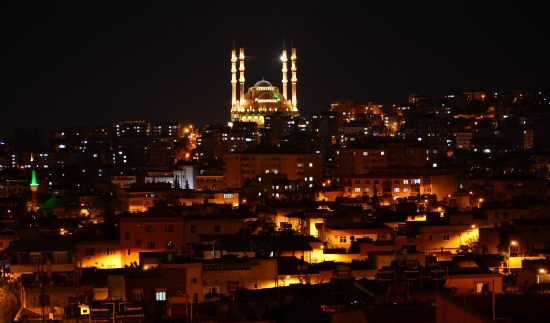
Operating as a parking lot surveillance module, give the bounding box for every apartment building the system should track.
[224,150,322,189]
[119,214,184,265]
[341,169,457,200]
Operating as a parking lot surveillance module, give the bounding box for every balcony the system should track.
[10,262,75,274]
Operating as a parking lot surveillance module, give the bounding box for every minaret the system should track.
[231,40,237,108]
[291,41,297,109]
[281,39,288,100]
[239,39,245,106]
[30,169,39,212]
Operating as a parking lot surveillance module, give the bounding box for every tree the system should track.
[463,234,480,254]
[496,231,511,261]
[0,277,21,323]
[173,176,181,189]
[184,179,190,190]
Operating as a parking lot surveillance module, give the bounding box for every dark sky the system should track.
[2,1,549,139]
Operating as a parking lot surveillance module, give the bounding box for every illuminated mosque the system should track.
[229,41,299,126]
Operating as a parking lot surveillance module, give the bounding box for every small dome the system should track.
[257,92,275,99]
[42,198,65,212]
[254,79,273,87]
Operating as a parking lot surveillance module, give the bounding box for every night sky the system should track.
[2,1,549,139]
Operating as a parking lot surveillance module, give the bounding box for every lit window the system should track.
[156,291,166,301]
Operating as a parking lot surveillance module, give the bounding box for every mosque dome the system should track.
[254,79,273,87]
[257,92,275,100]
[42,197,65,213]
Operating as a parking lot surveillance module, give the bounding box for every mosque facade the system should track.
[229,42,299,126]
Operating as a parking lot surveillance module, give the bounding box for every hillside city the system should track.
[1,84,550,322]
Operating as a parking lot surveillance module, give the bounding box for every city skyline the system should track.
[2,1,549,139]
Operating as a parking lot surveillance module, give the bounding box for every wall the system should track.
[23,286,78,318]
[120,216,184,265]
[435,292,493,323]
[202,259,278,296]
[444,274,502,294]
[75,240,121,269]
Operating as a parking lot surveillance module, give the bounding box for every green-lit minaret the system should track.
[30,170,39,212]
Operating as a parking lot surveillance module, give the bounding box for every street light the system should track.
[478,198,483,208]
[537,269,546,284]
[508,240,516,273]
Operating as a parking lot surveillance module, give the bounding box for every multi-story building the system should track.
[202,258,278,295]
[14,127,52,152]
[310,110,340,147]
[406,222,478,253]
[72,139,112,167]
[471,118,495,138]
[320,223,396,250]
[179,190,239,207]
[147,138,175,166]
[330,99,368,125]
[151,122,183,139]
[183,213,254,245]
[74,240,121,269]
[224,150,323,189]
[337,120,375,147]
[408,93,434,105]
[213,129,247,160]
[332,139,442,183]
[484,172,548,201]
[195,167,224,190]
[119,214,184,265]
[111,174,139,189]
[341,168,458,200]
[397,114,453,148]
[5,238,78,278]
[115,120,150,138]
[480,202,550,228]
[173,162,199,190]
[524,127,534,149]
[262,112,293,147]
[494,125,528,151]
[455,130,473,150]
[469,137,515,156]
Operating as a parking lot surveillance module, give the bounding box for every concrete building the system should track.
[406,222,478,253]
[484,172,549,201]
[5,238,78,279]
[74,240,121,269]
[341,168,457,200]
[119,214,185,266]
[224,150,323,189]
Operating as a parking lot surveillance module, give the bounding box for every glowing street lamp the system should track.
[508,240,517,273]
[537,268,546,284]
